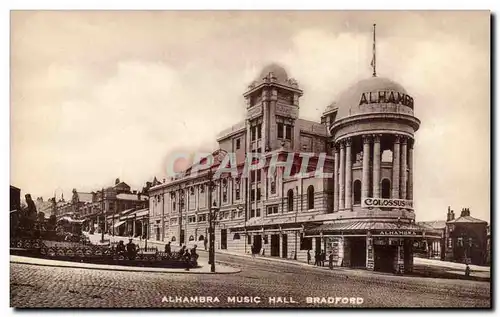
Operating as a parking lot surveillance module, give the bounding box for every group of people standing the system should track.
[307,249,334,269]
[164,241,199,262]
[115,239,138,259]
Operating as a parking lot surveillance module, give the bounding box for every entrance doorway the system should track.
[350,238,367,268]
[221,229,227,249]
[156,227,160,241]
[374,245,397,273]
[271,234,280,256]
[282,234,288,258]
[254,235,262,254]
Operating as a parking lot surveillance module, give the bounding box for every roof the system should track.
[305,221,429,235]
[258,63,288,83]
[333,76,413,121]
[116,193,148,201]
[113,182,130,189]
[447,216,487,224]
[106,208,136,219]
[417,220,447,230]
[57,216,85,224]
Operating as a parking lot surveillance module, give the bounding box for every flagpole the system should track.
[372,23,377,77]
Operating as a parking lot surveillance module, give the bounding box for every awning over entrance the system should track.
[305,221,442,239]
[113,220,126,228]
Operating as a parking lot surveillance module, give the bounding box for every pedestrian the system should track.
[204,237,208,251]
[314,251,320,266]
[191,245,198,261]
[164,241,172,256]
[307,250,311,265]
[126,238,137,260]
[116,240,125,255]
[328,251,334,270]
[179,245,186,258]
[251,244,256,257]
[321,250,326,267]
[465,264,471,278]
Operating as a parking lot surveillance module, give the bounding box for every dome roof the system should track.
[334,76,413,120]
[258,63,289,83]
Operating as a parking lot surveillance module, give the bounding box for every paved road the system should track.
[11,251,490,308]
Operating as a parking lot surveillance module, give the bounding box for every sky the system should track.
[10,11,490,222]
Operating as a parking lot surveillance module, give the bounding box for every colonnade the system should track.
[333,134,414,211]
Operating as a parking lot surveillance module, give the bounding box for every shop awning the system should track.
[113,220,126,228]
[305,221,441,238]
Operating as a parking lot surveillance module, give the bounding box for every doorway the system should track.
[374,245,397,273]
[221,229,227,250]
[271,234,280,256]
[156,227,160,241]
[253,235,262,254]
[282,234,288,258]
[350,237,367,268]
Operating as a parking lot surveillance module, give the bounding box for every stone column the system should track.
[408,139,414,200]
[373,134,381,198]
[391,135,401,199]
[396,244,405,274]
[333,144,340,212]
[339,141,345,210]
[361,135,371,202]
[345,138,353,210]
[400,137,408,200]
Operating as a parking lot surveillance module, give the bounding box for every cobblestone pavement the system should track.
[11,252,490,308]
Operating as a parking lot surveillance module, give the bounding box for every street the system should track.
[10,250,491,308]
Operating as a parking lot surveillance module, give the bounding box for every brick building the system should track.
[148,63,439,274]
[444,207,488,265]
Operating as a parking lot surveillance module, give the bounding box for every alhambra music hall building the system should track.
[149,63,439,274]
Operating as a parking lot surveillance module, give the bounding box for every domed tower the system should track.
[329,76,420,218]
[243,63,303,153]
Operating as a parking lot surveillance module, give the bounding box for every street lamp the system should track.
[100,187,105,243]
[207,168,220,273]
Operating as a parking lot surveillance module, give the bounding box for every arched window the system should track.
[353,180,362,205]
[171,236,176,242]
[381,179,391,199]
[233,233,240,240]
[287,189,294,211]
[189,235,194,241]
[198,235,205,241]
[307,186,314,210]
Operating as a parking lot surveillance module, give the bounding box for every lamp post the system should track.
[207,168,219,272]
[101,187,105,243]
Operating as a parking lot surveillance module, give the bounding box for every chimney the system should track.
[138,192,141,200]
[447,206,451,221]
[451,210,455,220]
[460,208,466,217]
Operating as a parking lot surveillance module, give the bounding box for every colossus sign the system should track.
[359,90,414,110]
[362,198,413,209]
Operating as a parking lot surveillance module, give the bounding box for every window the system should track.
[448,238,452,248]
[277,123,284,138]
[188,216,196,223]
[263,235,269,244]
[267,205,278,215]
[300,233,312,250]
[251,126,256,141]
[307,186,315,210]
[200,184,205,193]
[190,187,194,195]
[457,237,463,247]
[257,124,262,139]
[222,179,228,203]
[256,208,261,217]
[257,188,261,201]
[233,233,240,240]
[381,179,391,199]
[251,189,256,202]
[235,179,241,200]
[171,236,176,242]
[250,209,255,218]
[247,235,252,244]
[197,214,207,222]
[257,171,261,182]
[237,210,243,218]
[236,138,241,150]
[353,180,362,205]
[189,235,195,241]
[287,189,294,211]
[285,125,292,140]
[198,235,205,241]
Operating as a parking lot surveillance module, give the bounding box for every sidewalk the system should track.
[10,255,240,274]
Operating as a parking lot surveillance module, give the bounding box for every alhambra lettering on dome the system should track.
[359,90,414,110]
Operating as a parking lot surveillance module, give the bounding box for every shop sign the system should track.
[362,198,413,209]
[359,90,414,110]
[378,230,420,236]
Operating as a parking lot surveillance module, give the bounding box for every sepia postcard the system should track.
[10,10,491,308]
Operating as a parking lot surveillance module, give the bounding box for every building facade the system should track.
[149,63,437,274]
